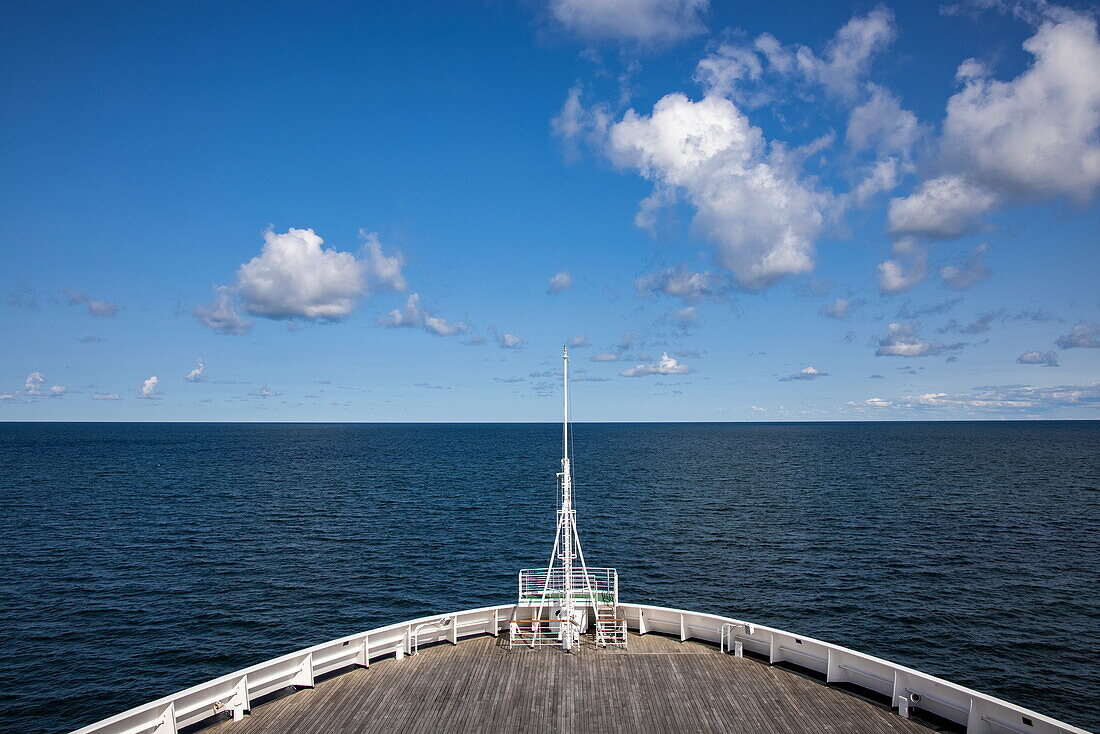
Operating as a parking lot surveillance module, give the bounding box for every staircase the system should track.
[594,602,627,647]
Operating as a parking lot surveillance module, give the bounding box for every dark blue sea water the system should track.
[1,422,1097,733]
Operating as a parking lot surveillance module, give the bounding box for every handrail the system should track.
[69,601,1091,734]
[622,603,1091,734]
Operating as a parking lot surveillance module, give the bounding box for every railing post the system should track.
[293,653,315,688]
[230,675,250,719]
[680,613,687,642]
[357,635,370,668]
[638,608,647,635]
[491,608,499,637]
[152,702,177,734]
[450,615,458,645]
[892,670,908,717]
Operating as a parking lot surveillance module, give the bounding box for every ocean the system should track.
[1,421,1097,732]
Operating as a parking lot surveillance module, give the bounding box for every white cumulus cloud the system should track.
[941,13,1100,202]
[886,11,1100,242]
[237,228,369,320]
[608,94,828,290]
[888,175,998,239]
[1055,321,1100,349]
[620,352,691,377]
[138,376,160,400]
[197,228,406,332]
[23,372,45,395]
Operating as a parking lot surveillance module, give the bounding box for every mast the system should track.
[558,346,575,649]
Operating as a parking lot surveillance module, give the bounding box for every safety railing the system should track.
[70,601,1091,734]
[507,618,571,648]
[70,604,514,734]
[621,604,1090,734]
[517,567,618,605]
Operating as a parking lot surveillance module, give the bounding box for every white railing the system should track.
[70,604,514,734]
[621,603,1091,734]
[70,601,1092,734]
[507,618,571,648]
[517,567,618,605]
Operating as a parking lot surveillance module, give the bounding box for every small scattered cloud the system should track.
[23,372,45,395]
[494,330,523,349]
[620,352,691,377]
[822,297,863,320]
[940,242,991,290]
[875,323,965,357]
[377,293,467,336]
[250,386,282,398]
[669,306,699,327]
[1017,350,1059,367]
[77,336,105,343]
[92,393,121,400]
[547,270,573,294]
[896,298,962,319]
[7,281,38,310]
[194,286,253,335]
[493,376,526,383]
[593,352,619,362]
[635,266,726,303]
[937,311,999,334]
[779,366,829,381]
[567,334,590,348]
[138,376,160,400]
[877,238,929,295]
[185,358,206,382]
[1055,322,1100,349]
[548,0,708,46]
[869,374,885,379]
[848,383,1100,415]
[63,289,119,317]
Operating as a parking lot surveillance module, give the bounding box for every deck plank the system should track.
[211,633,934,734]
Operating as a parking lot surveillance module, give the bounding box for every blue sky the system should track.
[2,0,1098,421]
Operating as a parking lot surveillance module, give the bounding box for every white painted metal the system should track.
[70,602,1091,734]
[511,347,625,651]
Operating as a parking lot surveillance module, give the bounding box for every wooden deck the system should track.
[209,632,935,733]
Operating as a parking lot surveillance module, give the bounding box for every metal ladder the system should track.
[594,603,627,647]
